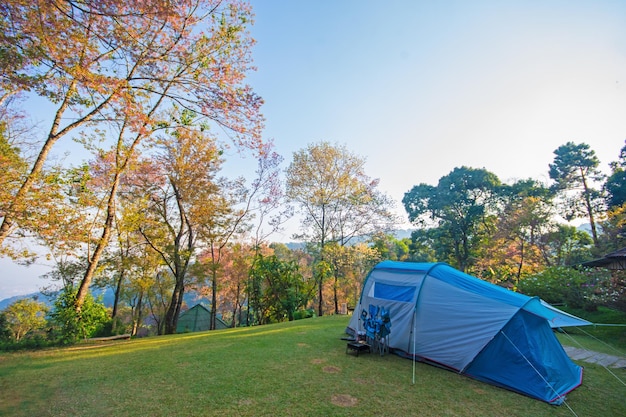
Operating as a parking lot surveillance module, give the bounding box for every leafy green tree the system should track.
[600,144,626,306]
[326,242,378,312]
[0,311,11,341]
[597,204,626,254]
[94,203,163,335]
[133,114,225,334]
[248,254,310,323]
[369,233,411,261]
[286,142,396,316]
[549,142,605,247]
[538,224,594,267]
[605,140,626,209]
[406,229,439,263]
[403,166,501,271]
[214,243,256,327]
[2,298,48,342]
[198,147,287,330]
[263,243,315,321]
[474,179,554,284]
[268,243,295,261]
[48,287,109,344]
[144,270,176,336]
[519,266,606,311]
[123,243,164,336]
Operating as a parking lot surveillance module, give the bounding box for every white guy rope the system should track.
[501,331,579,417]
[575,325,626,357]
[559,328,626,388]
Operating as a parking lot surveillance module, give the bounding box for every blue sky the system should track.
[247,0,625,194]
[2,0,626,299]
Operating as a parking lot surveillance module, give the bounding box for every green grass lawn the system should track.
[1,315,624,417]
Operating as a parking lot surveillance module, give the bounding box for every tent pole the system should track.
[412,308,417,385]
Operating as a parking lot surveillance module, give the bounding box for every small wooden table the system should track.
[346,341,371,356]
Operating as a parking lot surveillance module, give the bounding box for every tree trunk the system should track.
[318,208,326,317]
[162,253,187,335]
[231,281,241,328]
[111,270,125,332]
[75,171,120,312]
[581,173,599,246]
[333,274,339,315]
[175,285,185,325]
[164,279,184,334]
[132,291,144,337]
[516,239,525,285]
[76,115,144,312]
[246,278,251,326]
[211,268,218,330]
[317,278,324,317]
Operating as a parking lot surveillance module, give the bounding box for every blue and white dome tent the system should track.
[347,261,591,405]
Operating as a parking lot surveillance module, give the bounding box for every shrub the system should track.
[0,328,54,352]
[47,287,110,345]
[0,312,11,341]
[293,308,316,320]
[519,266,602,310]
[586,270,626,314]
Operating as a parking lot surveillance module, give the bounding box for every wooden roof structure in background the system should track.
[581,247,626,270]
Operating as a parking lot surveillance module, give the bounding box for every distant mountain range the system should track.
[283,229,415,249]
[0,288,115,310]
[0,292,56,310]
[0,288,210,311]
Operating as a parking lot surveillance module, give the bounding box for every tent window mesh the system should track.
[374,282,416,302]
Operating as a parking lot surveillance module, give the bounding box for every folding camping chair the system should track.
[362,304,391,356]
[378,307,391,356]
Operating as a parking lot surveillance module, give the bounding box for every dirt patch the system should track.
[311,358,326,364]
[352,377,373,385]
[331,394,358,407]
[323,365,341,374]
[297,342,309,348]
[473,388,487,395]
[238,398,255,406]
